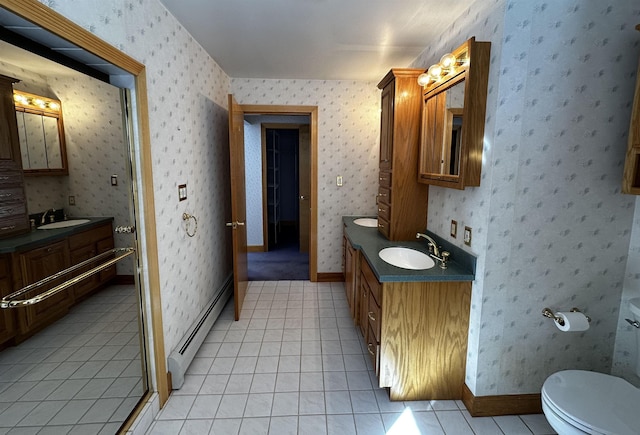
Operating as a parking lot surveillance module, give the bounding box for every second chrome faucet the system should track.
[416,232,450,269]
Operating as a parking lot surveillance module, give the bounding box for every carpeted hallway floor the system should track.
[248,227,309,281]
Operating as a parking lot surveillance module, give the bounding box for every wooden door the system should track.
[228,94,248,321]
[298,125,310,253]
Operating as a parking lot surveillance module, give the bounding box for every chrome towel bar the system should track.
[1,247,135,309]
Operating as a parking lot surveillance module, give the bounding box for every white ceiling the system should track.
[159,0,475,81]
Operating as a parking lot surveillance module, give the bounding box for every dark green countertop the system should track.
[343,216,476,283]
[0,217,114,254]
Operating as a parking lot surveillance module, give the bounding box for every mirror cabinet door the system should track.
[42,116,62,168]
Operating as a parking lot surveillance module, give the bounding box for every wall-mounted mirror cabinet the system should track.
[13,90,68,176]
[418,37,491,190]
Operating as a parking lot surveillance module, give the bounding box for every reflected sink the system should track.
[38,219,91,230]
[353,218,378,228]
[379,247,435,270]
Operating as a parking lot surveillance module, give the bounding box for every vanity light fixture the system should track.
[13,90,61,114]
[418,51,469,87]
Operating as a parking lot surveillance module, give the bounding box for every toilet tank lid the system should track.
[542,370,640,435]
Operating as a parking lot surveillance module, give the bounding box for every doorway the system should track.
[246,122,310,280]
[237,106,318,282]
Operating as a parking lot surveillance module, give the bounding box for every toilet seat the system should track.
[542,370,640,435]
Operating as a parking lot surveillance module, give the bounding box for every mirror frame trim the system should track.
[14,90,69,176]
[418,37,491,190]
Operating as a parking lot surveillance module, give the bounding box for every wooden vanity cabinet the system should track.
[0,75,29,238]
[14,240,71,337]
[69,222,116,301]
[359,255,472,401]
[0,221,116,344]
[0,255,14,343]
[377,69,429,241]
[343,234,360,322]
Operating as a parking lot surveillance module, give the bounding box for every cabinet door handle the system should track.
[1,225,16,231]
[367,343,375,356]
[0,193,13,198]
[367,311,376,322]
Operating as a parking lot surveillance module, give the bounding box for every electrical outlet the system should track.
[464,226,472,246]
[110,174,118,186]
[336,176,343,187]
[68,196,75,206]
[450,220,457,238]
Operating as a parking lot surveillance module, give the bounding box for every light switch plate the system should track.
[336,176,343,187]
[450,220,457,238]
[68,196,75,206]
[178,184,187,201]
[464,226,472,246]
[110,175,118,186]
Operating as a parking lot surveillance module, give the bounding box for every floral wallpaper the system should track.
[411,0,640,395]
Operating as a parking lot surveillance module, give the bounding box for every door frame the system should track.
[243,105,318,281]
[0,0,168,410]
[261,123,306,252]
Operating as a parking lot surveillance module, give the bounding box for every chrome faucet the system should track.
[41,208,56,225]
[416,232,450,269]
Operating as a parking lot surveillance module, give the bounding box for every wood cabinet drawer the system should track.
[69,222,113,250]
[377,203,390,221]
[0,169,25,188]
[378,170,392,188]
[361,257,381,306]
[0,215,29,238]
[378,186,391,205]
[0,187,25,205]
[377,216,390,239]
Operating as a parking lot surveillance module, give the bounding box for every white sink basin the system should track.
[38,219,91,230]
[379,247,435,270]
[353,218,378,228]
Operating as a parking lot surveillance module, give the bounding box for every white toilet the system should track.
[541,298,640,435]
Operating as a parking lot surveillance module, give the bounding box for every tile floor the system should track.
[147,281,556,435]
[0,285,145,434]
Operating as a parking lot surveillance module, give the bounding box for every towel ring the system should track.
[182,213,198,237]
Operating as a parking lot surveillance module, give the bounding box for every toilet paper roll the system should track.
[555,311,590,332]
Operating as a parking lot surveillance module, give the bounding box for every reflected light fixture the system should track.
[13,90,61,114]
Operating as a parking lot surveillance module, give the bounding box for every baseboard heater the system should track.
[167,273,233,389]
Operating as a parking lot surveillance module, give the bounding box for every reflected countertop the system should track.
[343,216,476,283]
[0,217,115,254]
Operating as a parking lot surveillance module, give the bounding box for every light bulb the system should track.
[417,73,430,87]
[48,102,59,111]
[440,53,457,70]
[427,64,442,80]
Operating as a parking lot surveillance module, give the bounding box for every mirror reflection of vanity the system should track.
[13,90,68,176]
[418,37,491,190]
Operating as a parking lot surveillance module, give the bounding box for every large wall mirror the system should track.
[13,90,68,176]
[418,37,491,190]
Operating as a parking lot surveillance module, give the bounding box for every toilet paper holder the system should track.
[542,307,591,326]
